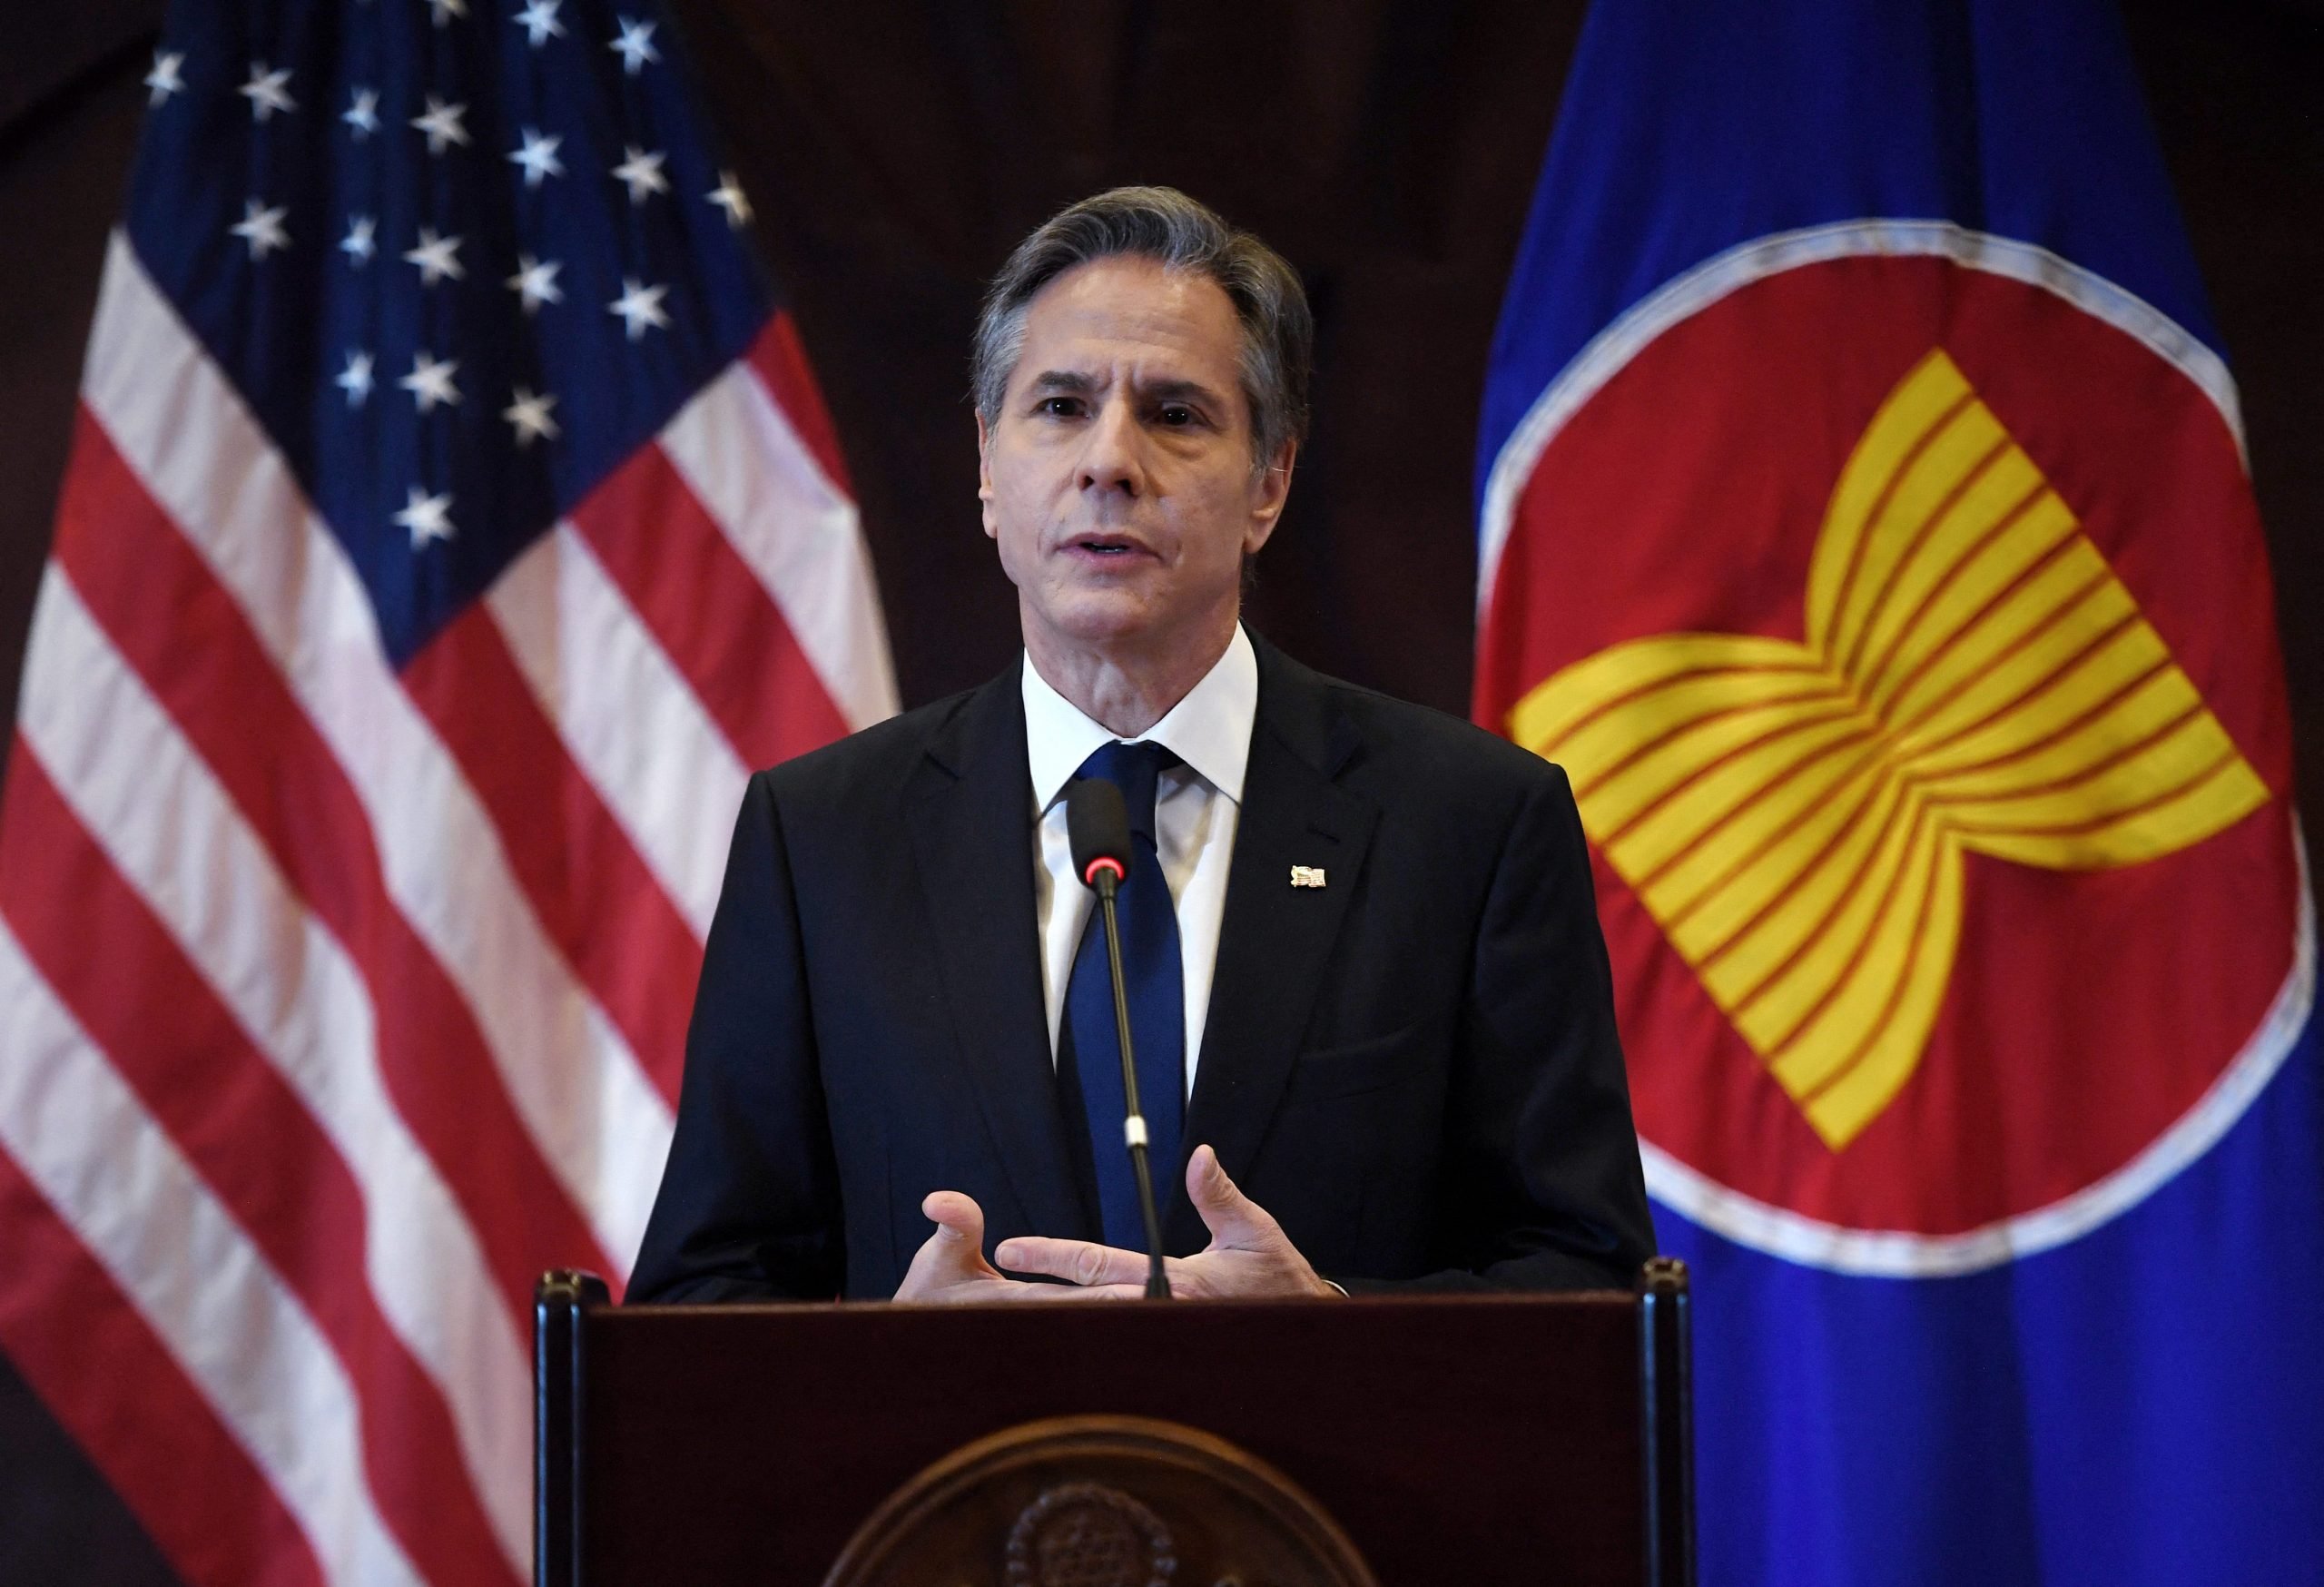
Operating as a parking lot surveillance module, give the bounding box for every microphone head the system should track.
[1066,777,1133,890]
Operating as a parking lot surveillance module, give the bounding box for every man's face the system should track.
[979,255,1293,664]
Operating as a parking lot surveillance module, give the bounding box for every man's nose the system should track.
[1077,396,1147,498]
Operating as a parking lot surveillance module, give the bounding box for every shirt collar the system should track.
[1023,623,1258,813]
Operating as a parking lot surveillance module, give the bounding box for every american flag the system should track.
[0,1,894,1581]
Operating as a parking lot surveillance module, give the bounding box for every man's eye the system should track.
[1039,397,1082,419]
[1157,405,1196,427]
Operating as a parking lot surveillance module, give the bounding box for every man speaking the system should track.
[628,187,1653,1303]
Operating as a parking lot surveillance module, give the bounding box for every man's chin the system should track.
[1029,589,1166,651]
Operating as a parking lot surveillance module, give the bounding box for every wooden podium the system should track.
[536,1260,1694,1586]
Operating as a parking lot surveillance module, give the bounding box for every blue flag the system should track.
[1472,3,2324,1582]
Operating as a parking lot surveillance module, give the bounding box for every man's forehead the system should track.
[1012,256,1243,384]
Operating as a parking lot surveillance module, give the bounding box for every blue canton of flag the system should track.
[135,0,767,665]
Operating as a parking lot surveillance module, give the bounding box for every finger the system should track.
[993,1235,1154,1289]
[921,1189,984,1238]
[919,1191,995,1274]
[1185,1144,1279,1248]
[998,1280,1141,1302]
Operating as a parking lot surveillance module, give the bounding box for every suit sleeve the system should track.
[625,772,844,1303]
[1343,764,1657,1293]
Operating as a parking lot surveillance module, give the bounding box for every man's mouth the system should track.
[1063,532,1151,559]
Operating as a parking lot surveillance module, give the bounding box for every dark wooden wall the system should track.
[0,2,2317,1577]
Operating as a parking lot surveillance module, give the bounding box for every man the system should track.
[628,187,1653,1303]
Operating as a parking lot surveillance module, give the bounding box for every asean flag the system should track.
[1473,2,2324,1582]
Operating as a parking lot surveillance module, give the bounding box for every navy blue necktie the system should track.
[1061,740,1186,1250]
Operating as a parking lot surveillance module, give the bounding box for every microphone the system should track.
[1065,777,1173,1300]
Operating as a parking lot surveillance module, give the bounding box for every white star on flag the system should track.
[506,254,566,314]
[344,87,381,140]
[514,0,566,46]
[230,199,290,260]
[612,145,669,204]
[707,171,753,227]
[610,16,660,74]
[340,215,377,266]
[411,95,471,155]
[502,388,561,448]
[336,350,375,408]
[508,128,565,188]
[399,350,461,413]
[393,486,456,548]
[144,51,186,107]
[239,63,296,123]
[426,0,468,26]
[608,277,671,340]
[402,228,465,286]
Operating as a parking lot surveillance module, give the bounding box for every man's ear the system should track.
[1243,439,1297,557]
[975,411,999,541]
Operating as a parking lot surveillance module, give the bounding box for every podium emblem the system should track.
[1004,1481,1175,1587]
[822,1414,1375,1587]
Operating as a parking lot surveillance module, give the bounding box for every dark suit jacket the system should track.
[627,636,1654,1301]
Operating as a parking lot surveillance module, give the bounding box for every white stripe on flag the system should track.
[660,359,901,733]
[81,231,671,1267]
[487,522,747,940]
[0,916,425,1587]
[15,564,533,1572]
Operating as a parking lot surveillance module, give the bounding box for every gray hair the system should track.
[972,186,1314,472]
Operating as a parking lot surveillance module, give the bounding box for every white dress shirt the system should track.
[1023,624,1258,1097]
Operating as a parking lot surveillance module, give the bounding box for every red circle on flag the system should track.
[1480,251,2299,1239]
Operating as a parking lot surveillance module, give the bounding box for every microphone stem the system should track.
[1095,873,1172,1300]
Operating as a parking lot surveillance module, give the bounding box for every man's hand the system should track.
[891,1190,1125,1303]
[993,1145,1338,1299]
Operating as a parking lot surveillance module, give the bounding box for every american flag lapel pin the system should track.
[1290,865,1326,889]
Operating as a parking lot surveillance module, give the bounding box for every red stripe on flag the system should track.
[569,439,851,769]
[746,310,853,495]
[404,606,697,1101]
[0,751,517,1587]
[52,409,614,1310]
[0,1140,328,1587]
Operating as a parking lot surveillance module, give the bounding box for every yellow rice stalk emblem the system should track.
[1510,349,2269,1149]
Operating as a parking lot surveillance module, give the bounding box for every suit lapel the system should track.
[905,666,1093,1241]
[1169,641,1379,1252]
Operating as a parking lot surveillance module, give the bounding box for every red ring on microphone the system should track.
[1081,857,1127,888]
